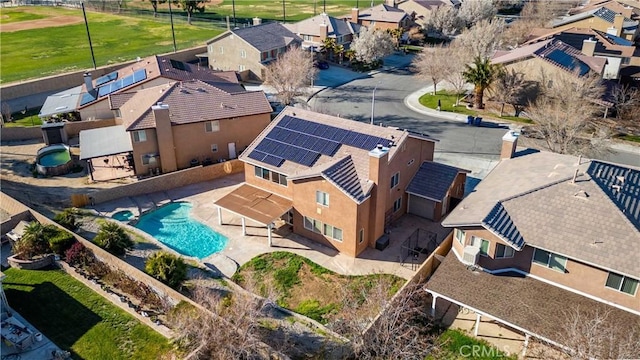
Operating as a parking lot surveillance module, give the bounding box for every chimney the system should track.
[253,17,262,26]
[319,22,328,40]
[351,7,359,22]
[83,73,94,94]
[622,6,633,18]
[500,130,519,160]
[385,0,396,7]
[368,145,390,244]
[226,16,230,30]
[581,37,597,57]
[613,13,624,37]
[151,102,178,173]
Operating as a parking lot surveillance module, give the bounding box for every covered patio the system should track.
[79,125,134,182]
[214,184,292,246]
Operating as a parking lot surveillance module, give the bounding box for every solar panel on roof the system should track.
[170,59,189,71]
[95,71,118,86]
[605,33,633,46]
[80,92,97,106]
[95,69,147,98]
[248,149,284,167]
[546,49,590,76]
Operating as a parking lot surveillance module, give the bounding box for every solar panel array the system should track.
[170,59,189,71]
[95,71,118,86]
[546,49,590,76]
[79,92,97,106]
[248,115,392,168]
[97,69,147,97]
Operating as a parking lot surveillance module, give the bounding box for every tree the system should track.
[525,71,608,156]
[387,28,404,49]
[490,68,529,116]
[456,18,505,59]
[145,251,187,289]
[321,37,337,61]
[148,0,167,17]
[54,208,79,231]
[458,0,497,28]
[462,56,502,109]
[12,222,55,259]
[610,84,640,121]
[407,27,425,44]
[93,222,133,255]
[424,5,463,36]
[264,46,317,106]
[443,44,473,106]
[412,44,457,95]
[173,0,208,25]
[350,27,395,65]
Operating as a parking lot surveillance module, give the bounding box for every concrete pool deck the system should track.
[92,173,451,280]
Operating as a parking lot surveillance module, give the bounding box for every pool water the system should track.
[135,202,228,259]
[112,210,134,222]
[39,149,71,167]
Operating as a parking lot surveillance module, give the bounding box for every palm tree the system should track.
[94,222,133,256]
[322,37,337,61]
[462,56,502,109]
[14,222,55,259]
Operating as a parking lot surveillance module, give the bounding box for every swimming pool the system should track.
[135,202,228,259]
[112,210,134,222]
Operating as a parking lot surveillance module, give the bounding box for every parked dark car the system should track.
[313,60,329,70]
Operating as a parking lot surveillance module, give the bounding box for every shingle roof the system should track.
[285,13,359,39]
[156,56,239,84]
[524,27,635,58]
[123,80,272,131]
[406,161,463,202]
[322,155,367,203]
[212,22,301,52]
[348,4,409,23]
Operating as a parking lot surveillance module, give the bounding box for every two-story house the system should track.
[552,6,639,41]
[284,13,361,51]
[344,1,413,31]
[396,0,461,27]
[205,21,302,81]
[425,133,640,356]
[214,107,467,257]
[39,55,238,121]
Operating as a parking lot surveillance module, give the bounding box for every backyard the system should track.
[2,266,175,359]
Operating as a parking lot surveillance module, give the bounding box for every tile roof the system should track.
[406,161,464,202]
[443,150,640,278]
[285,13,360,39]
[524,27,636,58]
[209,22,301,52]
[122,80,272,131]
[347,4,409,23]
[409,0,460,10]
[322,155,368,203]
[426,252,640,348]
[553,6,639,31]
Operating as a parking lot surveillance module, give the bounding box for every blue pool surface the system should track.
[112,210,134,222]
[135,202,228,259]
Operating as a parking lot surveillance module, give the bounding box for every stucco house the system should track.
[396,0,461,26]
[205,21,301,81]
[425,133,640,357]
[552,6,639,41]
[214,107,467,257]
[39,55,238,121]
[344,0,413,31]
[284,13,361,51]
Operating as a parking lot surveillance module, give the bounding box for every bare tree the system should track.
[456,18,505,59]
[441,43,473,106]
[610,84,640,121]
[264,46,317,106]
[328,279,436,360]
[412,44,458,95]
[458,0,497,28]
[424,5,463,36]
[407,27,425,44]
[526,71,609,156]
[350,27,395,65]
[490,68,534,116]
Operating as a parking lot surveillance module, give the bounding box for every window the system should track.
[333,227,343,242]
[132,130,146,143]
[532,248,567,272]
[239,65,246,71]
[205,120,220,133]
[219,46,224,54]
[271,49,277,58]
[141,153,157,166]
[393,197,402,212]
[211,144,218,153]
[254,166,270,180]
[323,223,333,237]
[114,109,121,117]
[270,172,287,186]
[390,172,400,188]
[313,219,322,233]
[471,236,489,256]
[316,191,329,206]
[407,159,414,166]
[495,243,514,259]
[208,45,213,53]
[261,52,268,61]
[304,216,313,231]
[240,49,247,58]
[606,272,639,295]
[359,228,364,244]
[303,34,313,41]
[455,229,465,244]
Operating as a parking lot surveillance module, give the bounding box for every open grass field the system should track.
[2,267,174,360]
[0,7,222,84]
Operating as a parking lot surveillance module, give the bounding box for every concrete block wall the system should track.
[0,126,43,142]
[0,211,32,237]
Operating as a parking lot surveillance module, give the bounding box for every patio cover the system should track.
[214,184,292,225]
[39,86,82,118]
[79,125,133,160]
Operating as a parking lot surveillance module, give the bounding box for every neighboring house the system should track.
[570,0,640,20]
[525,27,640,79]
[90,79,272,177]
[396,0,461,26]
[214,107,467,257]
[491,38,607,81]
[205,21,301,81]
[284,13,361,51]
[39,55,238,121]
[552,6,640,41]
[425,133,640,356]
[344,0,413,31]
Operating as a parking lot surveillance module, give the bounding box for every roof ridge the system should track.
[499,175,579,203]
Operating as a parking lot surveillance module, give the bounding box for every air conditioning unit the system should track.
[462,245,480,265]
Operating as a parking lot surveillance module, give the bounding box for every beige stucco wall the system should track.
[131,128,160,176]
[397,1,433,25]
[503,57,594,83]
[207,33,264,79]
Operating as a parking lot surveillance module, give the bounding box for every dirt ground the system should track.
[0,15,83,32]
[0,140,130,217]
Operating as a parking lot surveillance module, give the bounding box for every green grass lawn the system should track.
[427,329,518,360]
[0,8,47,23]
[3,107,43,127]
[2,267,174,360]
[1,7,222,84]
[419,90,533,123]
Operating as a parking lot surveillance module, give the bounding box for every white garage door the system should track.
[408,195,435,220]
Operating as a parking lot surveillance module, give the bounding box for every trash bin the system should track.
[474,117,482,126]
[466,115,474,124]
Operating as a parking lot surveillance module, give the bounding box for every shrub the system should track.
[93,222,133,255]
[48,231,75,255]
[145,251,187,289]
[86,259,111,278]
[65,242,95,267]
[11,222,57,259]
[54,208,78,231]
[294,299,338,324]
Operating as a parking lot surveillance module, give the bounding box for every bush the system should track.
[11,222,57,259]
[145,251,187,289]
[86,260,112,278]
[93,222,133,255]
[48,231,75,255]
[65,242,95,267]
[294,299,338,324]
[54,208,78,231]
